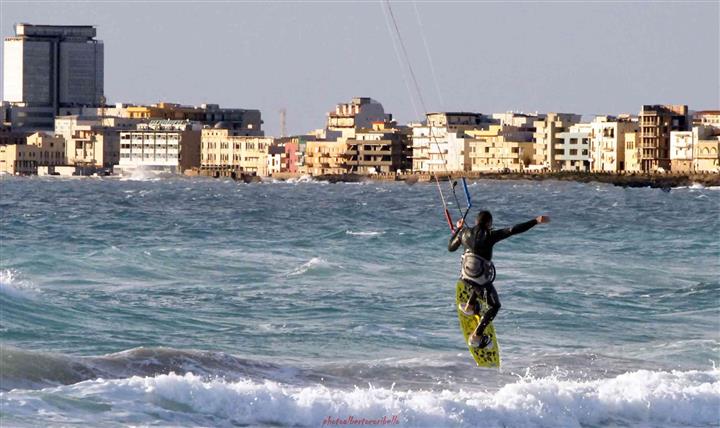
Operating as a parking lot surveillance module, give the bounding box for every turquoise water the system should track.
[1,176,719,427]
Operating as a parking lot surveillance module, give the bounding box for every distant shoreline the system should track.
[274,171,720,189]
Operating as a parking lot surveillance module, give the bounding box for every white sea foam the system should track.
[286,174,317,184]
[0,269,37,298]
[346,230,385,236]
[1,369,718,427]
[287,257,332,276]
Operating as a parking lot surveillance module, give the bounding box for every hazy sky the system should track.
[1,1,718,135]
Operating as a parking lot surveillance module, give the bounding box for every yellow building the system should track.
[624,132,641,172]
[26,132,66,167]
[65,128,119,168]
[201,127,272,177]
[532,113,582,170]
[304,140,348,175]
[694,138,720,173]
[0,143,38,175]
[465,125,534,172]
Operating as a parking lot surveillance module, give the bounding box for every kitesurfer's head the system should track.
[477,210,493,230]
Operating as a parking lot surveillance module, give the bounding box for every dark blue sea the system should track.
[1,175,718,427]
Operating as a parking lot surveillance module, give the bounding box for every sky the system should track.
[1,0,718,136]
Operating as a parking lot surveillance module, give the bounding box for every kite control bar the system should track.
[443,177,473,232]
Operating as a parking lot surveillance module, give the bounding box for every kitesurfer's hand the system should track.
[456,219,465,229]
[536,215,550,224]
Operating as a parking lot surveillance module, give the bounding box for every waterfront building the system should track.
[284,137,306,174]
[555,123,592,171]
[670,130,695,173]
[466,125,534,172]
[65,127,120,170]
[411,112,492,173]
[624,132,641,172]
[304,140,348,175]
[125,102,263,134]
[326,97,391,141]
[694,137,720,172]
[118,120,201,175]
[0,143,38,175]
[26,132,66,168]
[3,24,103,130]
[267,143,284,176]
[344,122,411,174]
[55,115,140,170]
[671,125,720,173]
[200,126,273,177]
[589,116,638,172]
[532,113,582,171]
[638,105,689,172]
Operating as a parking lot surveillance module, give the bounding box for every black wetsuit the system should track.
[448,219,538,337]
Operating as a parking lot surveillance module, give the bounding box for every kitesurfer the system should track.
[449,210,550,348]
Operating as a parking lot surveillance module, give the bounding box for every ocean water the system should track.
[0,175,718,427]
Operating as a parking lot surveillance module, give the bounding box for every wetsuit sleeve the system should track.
[491,219,538,243]
[448,226,465,252]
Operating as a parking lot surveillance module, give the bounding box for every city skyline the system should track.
[1,1,718,136]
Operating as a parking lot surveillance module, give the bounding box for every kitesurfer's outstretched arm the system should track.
[491,215,550,244]
[448,219,466,252]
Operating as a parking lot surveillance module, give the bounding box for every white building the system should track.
[3,24,103,130]
[670,126,716,172]
[589,116,638,172]
[411,124,450,173]
[555,123,592,171]
[118,120,201,175]
[411,112,491,172]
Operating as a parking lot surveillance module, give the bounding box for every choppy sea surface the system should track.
[0,175,718,427]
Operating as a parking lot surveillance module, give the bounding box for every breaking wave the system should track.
[1,368,717,427]
[0,269,37,299]
[286,257,334,277]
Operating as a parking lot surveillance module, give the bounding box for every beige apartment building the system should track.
[0,143,38,175]
[325,97,390,141]
[638,105,689,172]
[344,123,412,174]
[589,116,638,172]
[26,132,66,168]
[304,140,348,175]
[694,138,720,172]
[56,115,139,169]
[624,132,641,172]
[65,128,119,169]
[532,113,582,170]
[201,126,273,177]
[465,125,533,172]
[412,112,491,173]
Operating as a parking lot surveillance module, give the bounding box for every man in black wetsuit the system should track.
[449,210,550,348]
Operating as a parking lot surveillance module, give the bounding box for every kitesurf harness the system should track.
[461,252,496,286]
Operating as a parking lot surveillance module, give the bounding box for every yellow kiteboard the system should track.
[456,280,501,368]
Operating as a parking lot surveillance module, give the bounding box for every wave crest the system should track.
[2,369,718,427]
